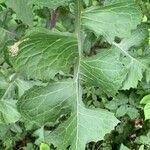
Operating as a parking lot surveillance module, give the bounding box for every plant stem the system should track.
[74,1,82,148]
[113,42,133,60]
[49,9,58,29]
[77,0,82,58]
[74,0,82,82]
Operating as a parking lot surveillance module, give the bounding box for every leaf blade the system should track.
[80,48,126,96]
[17,80,119,149]
[11,30,78,80]
[6,0,33,26]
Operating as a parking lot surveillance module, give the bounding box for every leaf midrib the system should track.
[74,0,82,149]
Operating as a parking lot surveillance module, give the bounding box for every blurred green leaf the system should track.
[40,143,50,150]
[140,95,150,120]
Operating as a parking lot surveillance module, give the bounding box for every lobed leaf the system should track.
[17,80,119,149]
[113,26,150,89]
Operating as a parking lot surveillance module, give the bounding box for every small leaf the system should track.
[127,107,139,119]
[140,95,150,120]
[135,131,150,146]
[142,15,147,22]
[116,105,127,117]
[140,95,150,105]
[146,69,150,83]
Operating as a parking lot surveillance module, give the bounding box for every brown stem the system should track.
[49,9,58,29]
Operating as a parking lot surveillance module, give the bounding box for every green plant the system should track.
[0,0,150,149]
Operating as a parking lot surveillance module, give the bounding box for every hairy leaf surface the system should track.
[114,28,150,89]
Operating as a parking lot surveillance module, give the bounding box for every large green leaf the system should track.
[80,48,126,96]
[17,81,75,125]
[28,0,69,9]
[13,30,121,149]
[82,0,142,42]
[11,29,78,80]
[6,0,33,26]
[17,81,119,149]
